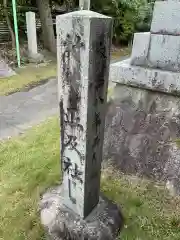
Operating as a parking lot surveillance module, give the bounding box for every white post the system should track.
[79,0,90,10]
[26,12,38,57]
[57,10,112,219]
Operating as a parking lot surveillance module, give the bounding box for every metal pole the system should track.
[12,0,21,67]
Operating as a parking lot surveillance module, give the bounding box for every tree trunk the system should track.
[36,0,56,53]
[3,0,16,49]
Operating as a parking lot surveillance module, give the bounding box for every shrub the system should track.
[92,0,155,45]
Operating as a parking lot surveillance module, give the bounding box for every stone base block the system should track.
[130,32,150,66]
[110,59,180,95]
[148,34,180,72]
[40,186,123,240]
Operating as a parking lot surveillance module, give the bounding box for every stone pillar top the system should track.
[56,10,112,19]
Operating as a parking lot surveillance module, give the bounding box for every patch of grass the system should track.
[0,117,180,239]
[102,171,180,240]
[0,117,60,240]
[0,63,57,96]
[0,47,130,96]
[111,47,131,60]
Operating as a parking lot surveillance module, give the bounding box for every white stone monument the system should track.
[79,0,90,10]
[40,10,123,240]
[110,0,180,94]
[26,12,38,57]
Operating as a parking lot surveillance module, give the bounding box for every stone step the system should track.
[148,34,180,72]
[130,32,180,72]
[110,59,180,95]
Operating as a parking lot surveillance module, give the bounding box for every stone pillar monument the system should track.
[26,12,38,57]
[57,10,113,219]
[40,10,123,240]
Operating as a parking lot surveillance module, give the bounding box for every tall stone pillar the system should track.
[57,10,112,219]
[40,10,123,240]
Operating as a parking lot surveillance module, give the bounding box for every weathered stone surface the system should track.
[130,32,150,66]
[40,186,123,240]
[107,0,180,196]
[56,10,113,219]
[151,2,180,34]
[147,34,180,72]
[110,59,180,95]
[103,83,180,195]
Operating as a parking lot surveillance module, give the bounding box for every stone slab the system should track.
[147,34,180,72]
[151,2,180,34]
[110,59,180,95]
[40,186,123,240]
[130,32,150,66]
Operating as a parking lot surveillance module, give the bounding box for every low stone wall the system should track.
[103,81,180,195]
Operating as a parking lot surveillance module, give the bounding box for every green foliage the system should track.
[92,0,154,44]
[0,0,37,36]
[0,0,155,45]
[10,1,37,33]
[0,117,180,239]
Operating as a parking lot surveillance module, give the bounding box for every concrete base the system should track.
[110,59,180,95]
[28,52,44,64]
[40,186,123,240]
